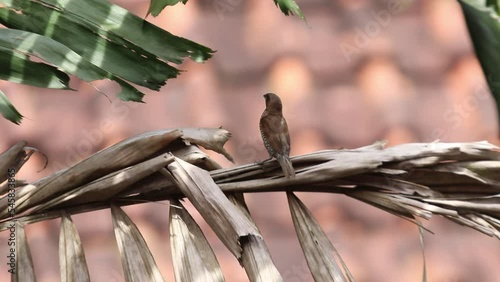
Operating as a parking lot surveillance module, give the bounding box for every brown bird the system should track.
[260,93,295,178]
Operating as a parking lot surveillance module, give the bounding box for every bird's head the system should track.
[263,93,283,113]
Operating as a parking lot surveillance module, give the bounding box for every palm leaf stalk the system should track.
[1,128,499,281]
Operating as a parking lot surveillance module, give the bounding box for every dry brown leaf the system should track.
[0,141,28,188]
[228,194,283,282]
[33,154,175,212]
[170,199,225,282]
[288,192,352,282]
[166,158,259,259]
[11,221,36,282]
[0,130,182,218]
[59,213,90,282]
[111,205,165,282]
[180,127,234,163]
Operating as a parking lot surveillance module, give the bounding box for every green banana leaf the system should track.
[147,0,305,20]
[0,0,214,124]
[0,48,70,89]
[274,0,305,19]
[0,90,22,125]
[147,0,188,17]
[459,0,500,130]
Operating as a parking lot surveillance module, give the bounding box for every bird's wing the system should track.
[261,114,290,156]
[280,118,290,156]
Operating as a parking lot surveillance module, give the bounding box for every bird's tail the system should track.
[277,155,295,178]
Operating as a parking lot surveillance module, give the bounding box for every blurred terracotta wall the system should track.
[0,0,499,281]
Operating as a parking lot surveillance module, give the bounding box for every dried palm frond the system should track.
[1,129,499,281]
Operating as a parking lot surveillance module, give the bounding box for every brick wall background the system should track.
[0,0,499,281]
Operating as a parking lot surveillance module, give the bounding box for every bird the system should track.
[259,93,295,178]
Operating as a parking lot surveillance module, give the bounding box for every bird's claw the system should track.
[255,158,272,166]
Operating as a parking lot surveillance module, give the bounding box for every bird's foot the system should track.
[255,157,272,166]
